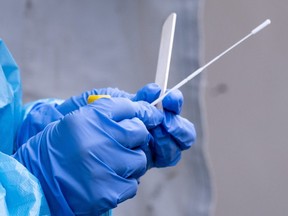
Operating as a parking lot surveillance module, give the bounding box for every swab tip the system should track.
[266,19,272,24]
[251,19,271,34]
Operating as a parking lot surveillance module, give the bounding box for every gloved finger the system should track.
[75,177,139,214]
[101,116,151,149]
[132,83,161,103]
[116,178,138,204]
[56,87,134,115]
[163,111,196,150]
[70,105,149,178]
[75,160,139,213]
[112,118,150,149]
[93,141,147,179]
[107,175,139,209]
[112,148,147,179]
[149,126,182,167]
[89,97,163,129]
[162,89,183,114]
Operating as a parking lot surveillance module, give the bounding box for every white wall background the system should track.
[204,0,288,215]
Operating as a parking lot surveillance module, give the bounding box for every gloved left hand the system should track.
[13,97,163,215]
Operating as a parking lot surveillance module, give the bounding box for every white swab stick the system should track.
[151,19,271,106]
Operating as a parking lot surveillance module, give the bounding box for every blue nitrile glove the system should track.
[138,87,196,168]
[18,83,196,169]
[13,97,163,215]
[16,84,161,146]
[57,83,196,168]
[148,104,196,168]
[55,83,161,116]
[16,99,65,148]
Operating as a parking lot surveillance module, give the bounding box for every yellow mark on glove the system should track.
[87,95,111,104]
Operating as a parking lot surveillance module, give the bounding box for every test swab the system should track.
[151,19,271,106]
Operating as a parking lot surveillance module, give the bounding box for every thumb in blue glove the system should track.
[13,97,163,215]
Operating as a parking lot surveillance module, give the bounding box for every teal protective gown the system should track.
[0,39,50,215]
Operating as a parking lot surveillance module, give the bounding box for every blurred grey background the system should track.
[204,0,288,216]
[0,0,287,215]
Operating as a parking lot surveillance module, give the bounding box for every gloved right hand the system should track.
[13,97,163,215]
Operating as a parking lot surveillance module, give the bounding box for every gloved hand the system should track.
[17,83,196,169]
[16,85,160,146]
[148,90,196,168]
[55,83,162,116]
[13,97,163,215]
[55,83,196,168]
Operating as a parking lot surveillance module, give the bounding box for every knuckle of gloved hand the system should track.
[113,149,147,180]
[117,179,138,204]
[163,90,183,114]
[163,114,196,150]
[119,118,150,148]
[136,101,163,129]
[92,194,119,214]
[131,149,147,177]
[133,83,161,102]
[177,122,196,150]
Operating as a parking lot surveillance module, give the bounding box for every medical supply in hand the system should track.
[154,13,176,109]
[151,19,271,106]
[0,39,50,215]
[87,13,176,107]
